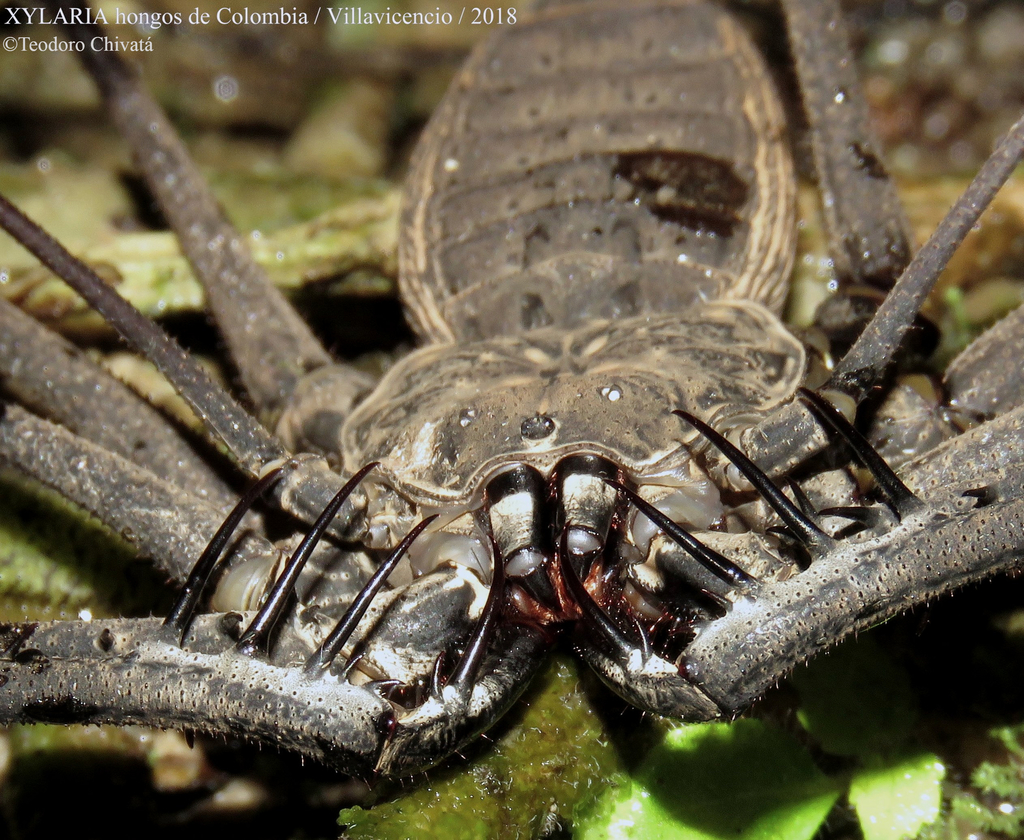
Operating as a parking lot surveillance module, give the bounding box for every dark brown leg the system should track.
[0,298,235,508]
[780,0,912,288]
[0,402,280,583]
[47,0,334,419]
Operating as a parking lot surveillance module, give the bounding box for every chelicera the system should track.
[0,0,1023,829]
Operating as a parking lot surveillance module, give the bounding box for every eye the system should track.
[521,414,557,440]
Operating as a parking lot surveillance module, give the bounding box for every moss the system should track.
[0,473,160,621]
[339,656,627,839]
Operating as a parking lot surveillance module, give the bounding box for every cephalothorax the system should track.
[1,0,1024,807]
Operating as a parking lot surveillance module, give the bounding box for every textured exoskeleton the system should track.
[0,0,1023,798]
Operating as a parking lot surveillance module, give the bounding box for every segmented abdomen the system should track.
[400,0,796,343]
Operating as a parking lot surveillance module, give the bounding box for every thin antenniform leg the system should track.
[828,112,1024,399]
[738,111,1024,476]
[45,0,331,418]
[0,193,367,539]
[0,194,285,476]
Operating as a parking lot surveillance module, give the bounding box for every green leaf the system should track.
[576,719,840,840]
[792,635,917,758]
[849,753,945,840]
